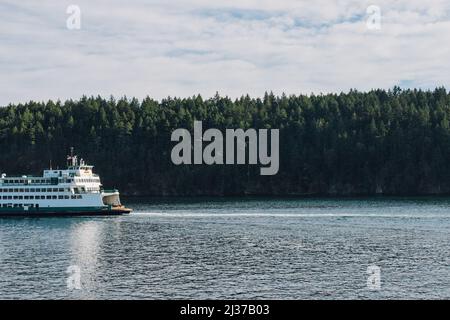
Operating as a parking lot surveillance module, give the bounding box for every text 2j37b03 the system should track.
[224,304,269,317]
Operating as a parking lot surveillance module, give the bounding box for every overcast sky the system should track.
[1,0,450,105]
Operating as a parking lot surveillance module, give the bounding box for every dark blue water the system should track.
[0,197,449,299]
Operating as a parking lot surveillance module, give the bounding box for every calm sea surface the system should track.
[0,197,449,299]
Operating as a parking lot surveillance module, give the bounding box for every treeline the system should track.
[1,87,450,196]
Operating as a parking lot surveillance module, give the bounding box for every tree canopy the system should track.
[1,88,450,196]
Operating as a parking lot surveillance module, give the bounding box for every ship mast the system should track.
[67,147,78,168]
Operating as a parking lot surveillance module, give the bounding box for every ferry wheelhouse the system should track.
[0,152,131,216]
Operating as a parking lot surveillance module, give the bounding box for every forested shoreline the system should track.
[1,88,450,196]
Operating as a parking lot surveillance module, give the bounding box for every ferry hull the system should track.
[0,206,131,217]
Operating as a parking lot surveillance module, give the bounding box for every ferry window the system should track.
[30,196,34,200]
[19,189,24,192]
[13,196,18,199]
[59,188,64,192]
[71,195,76,199]
[2,196,5,199]
[53,188,58,192]
[8,189,12,192]
[46,196,51,200]
[14,180,19,183]
[19,196,23,200]
[0,189,2,193]
[52,195,57,199]
[24,196,29,200]
[8,196,12,199]
[30,188,35,192]
[24,189,29,192]
[64,195,70,199]
[77,195,82,199]
[14,189,19,192]
[46,188,52,192]
[58,195,64,199]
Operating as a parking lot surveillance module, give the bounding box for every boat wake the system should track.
[131,211,447,218]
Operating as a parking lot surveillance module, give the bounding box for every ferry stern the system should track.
[102,189,132,215]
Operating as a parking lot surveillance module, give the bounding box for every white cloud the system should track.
[1,0,450,105]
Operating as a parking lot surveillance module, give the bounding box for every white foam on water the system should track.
[130,211,448,218]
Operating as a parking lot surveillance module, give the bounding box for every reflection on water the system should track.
[0,197,449,299]
[69,221,102,299]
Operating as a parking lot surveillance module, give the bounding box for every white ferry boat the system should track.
[0,150,131,216]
